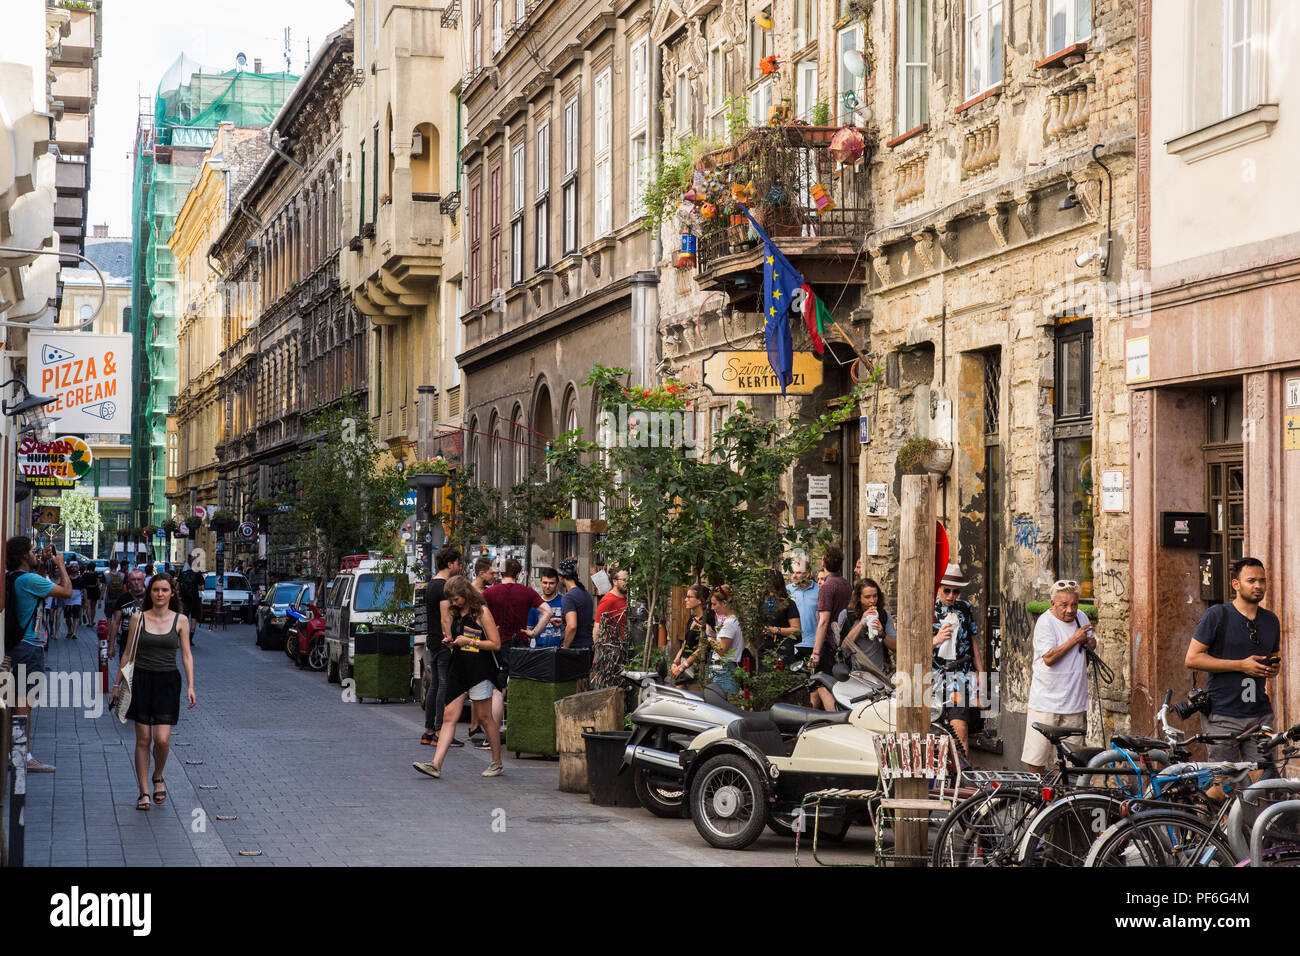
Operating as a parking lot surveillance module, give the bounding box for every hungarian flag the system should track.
[800,283,828,354]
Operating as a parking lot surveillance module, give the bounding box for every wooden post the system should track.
[894,474,937,865]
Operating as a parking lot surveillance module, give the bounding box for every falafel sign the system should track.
[17,435,93,489]
[26,332,132,434]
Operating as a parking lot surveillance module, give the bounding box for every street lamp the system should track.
[0,378,58,443]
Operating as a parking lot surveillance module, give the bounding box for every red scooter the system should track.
[288,600,327,671]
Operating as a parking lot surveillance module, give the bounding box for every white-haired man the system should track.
[1022,580,1095,773]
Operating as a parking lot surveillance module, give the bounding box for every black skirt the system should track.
[126,667,182,726]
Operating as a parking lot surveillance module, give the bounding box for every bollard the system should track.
[8,712,27,867]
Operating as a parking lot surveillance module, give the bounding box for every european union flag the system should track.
[739,205,803,395]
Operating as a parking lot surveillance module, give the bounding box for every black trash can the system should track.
[582,729,639,808]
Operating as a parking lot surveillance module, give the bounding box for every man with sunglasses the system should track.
[932,563,985,753]
[1185,557,1280,763]
[1022,580,1093,773]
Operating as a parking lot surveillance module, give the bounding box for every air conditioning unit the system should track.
[411,130,424,158]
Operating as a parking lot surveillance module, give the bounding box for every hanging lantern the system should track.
[764,184,786,204]
[810,182,836,213]
[828,126,866,164]
[700,202,717,219]
[676,227,697,268]
[754,11,774,30]
[759,54,779,75]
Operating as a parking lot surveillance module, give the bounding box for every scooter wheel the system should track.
[689,753,768,850]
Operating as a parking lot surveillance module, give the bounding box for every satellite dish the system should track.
[236,52,248,70]
[843,49,866,78]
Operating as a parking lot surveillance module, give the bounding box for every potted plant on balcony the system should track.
[897,436,953,476]
[406,457,451,490]
[210,510,238,535]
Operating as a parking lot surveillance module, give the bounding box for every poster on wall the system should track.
[26,332,133,434]
[864,483,889,517]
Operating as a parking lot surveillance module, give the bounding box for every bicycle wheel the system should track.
[931,788,1043,867]
[1016,792,1127,866]
[1085,810,1236,867]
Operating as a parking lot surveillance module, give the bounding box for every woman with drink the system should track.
[836,578,896,673]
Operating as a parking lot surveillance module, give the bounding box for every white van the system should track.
[323,560,416,684]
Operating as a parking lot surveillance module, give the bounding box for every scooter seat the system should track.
[769,703,851,732]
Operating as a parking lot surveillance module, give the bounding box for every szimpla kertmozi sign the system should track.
[26,331,132,434]
[17,435,93,488]
[702,350,823,395]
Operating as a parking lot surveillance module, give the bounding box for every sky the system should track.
[88,0,355,236]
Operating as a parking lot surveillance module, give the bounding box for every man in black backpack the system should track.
[5,536,73,773]
[1185,556,1281,764]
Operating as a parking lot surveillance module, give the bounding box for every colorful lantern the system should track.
[700,202,717,219]
[760,54,779,75]
[829,126,865,164]
[810,182,836,213]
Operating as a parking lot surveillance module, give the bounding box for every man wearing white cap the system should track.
[932,562,984,753]
[1021,580,1094,772]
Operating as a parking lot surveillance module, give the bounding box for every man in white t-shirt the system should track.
[1021,580,1095,772]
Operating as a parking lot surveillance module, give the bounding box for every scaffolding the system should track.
[129,55,297,525]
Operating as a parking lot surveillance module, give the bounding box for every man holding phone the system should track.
[1185,557,1280,764]
[1022,580,1094,772]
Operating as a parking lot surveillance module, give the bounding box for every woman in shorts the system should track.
[412,574,505,779]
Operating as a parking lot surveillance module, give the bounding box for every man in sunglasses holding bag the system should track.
[1022,579,1094,773]
[1185,557,1280,764]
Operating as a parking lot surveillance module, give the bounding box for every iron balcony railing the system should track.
[694,126,873,275]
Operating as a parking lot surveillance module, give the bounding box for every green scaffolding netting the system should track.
[129,54,297,524]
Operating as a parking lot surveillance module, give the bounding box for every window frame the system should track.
[964,0,1004,100]
[837,25,865,125]
[796,58,818,123]
[1047,0,1092,56]
[1052,317,1095,601]
[468,180,482,307]
[897,0,928,132]
[593,68,612,237]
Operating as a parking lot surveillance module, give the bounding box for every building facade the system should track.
[455,0,658,575]
[340,1,461,470]
[209,25,361,574]
[50,0,101,269]
[169,124,272,561]
[1128,0,1300,731]
[859,0,1136,751]
[651,0,875,577]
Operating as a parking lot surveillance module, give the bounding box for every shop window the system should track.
[1053,320,1093,601]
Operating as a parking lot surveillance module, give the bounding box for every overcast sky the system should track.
[88,0,354,236]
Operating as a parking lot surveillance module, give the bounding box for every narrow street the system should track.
[25,619,872,867]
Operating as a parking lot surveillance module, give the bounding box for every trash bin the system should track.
[352,630,412,702]
[582,730,639,807]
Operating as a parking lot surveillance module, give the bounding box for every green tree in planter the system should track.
[294,395,406,579]
[546,364,877,689]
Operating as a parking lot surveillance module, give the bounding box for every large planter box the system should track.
[353,630,411,702]
[506,677,577,757]
[555,687,624,794]
[507,646,592,683]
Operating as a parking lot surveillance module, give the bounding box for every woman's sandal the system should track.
[153,777,167,804]
[136,792,151,812]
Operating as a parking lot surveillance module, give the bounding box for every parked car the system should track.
[255,580,310,650]
[61,550,95,567]
[200,573,255,623]
[323,560,414,684]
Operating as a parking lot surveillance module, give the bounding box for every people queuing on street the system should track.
[810,546,852,711]
[786,560,820,661]
[708,585,745,694]
[762,569,801,659]
[837,577,896,674]
[420,546,463,749]
[670,583,713,686]
[1021,580,1093,772]
[4,537,73,773]
[558,557,594,650]
[110,572,196,811]
[593,567,629,643]
[526,566,565,647]
[413,574,505,780]
[932,562,985,754]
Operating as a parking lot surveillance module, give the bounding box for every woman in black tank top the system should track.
[110,573,196,811]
